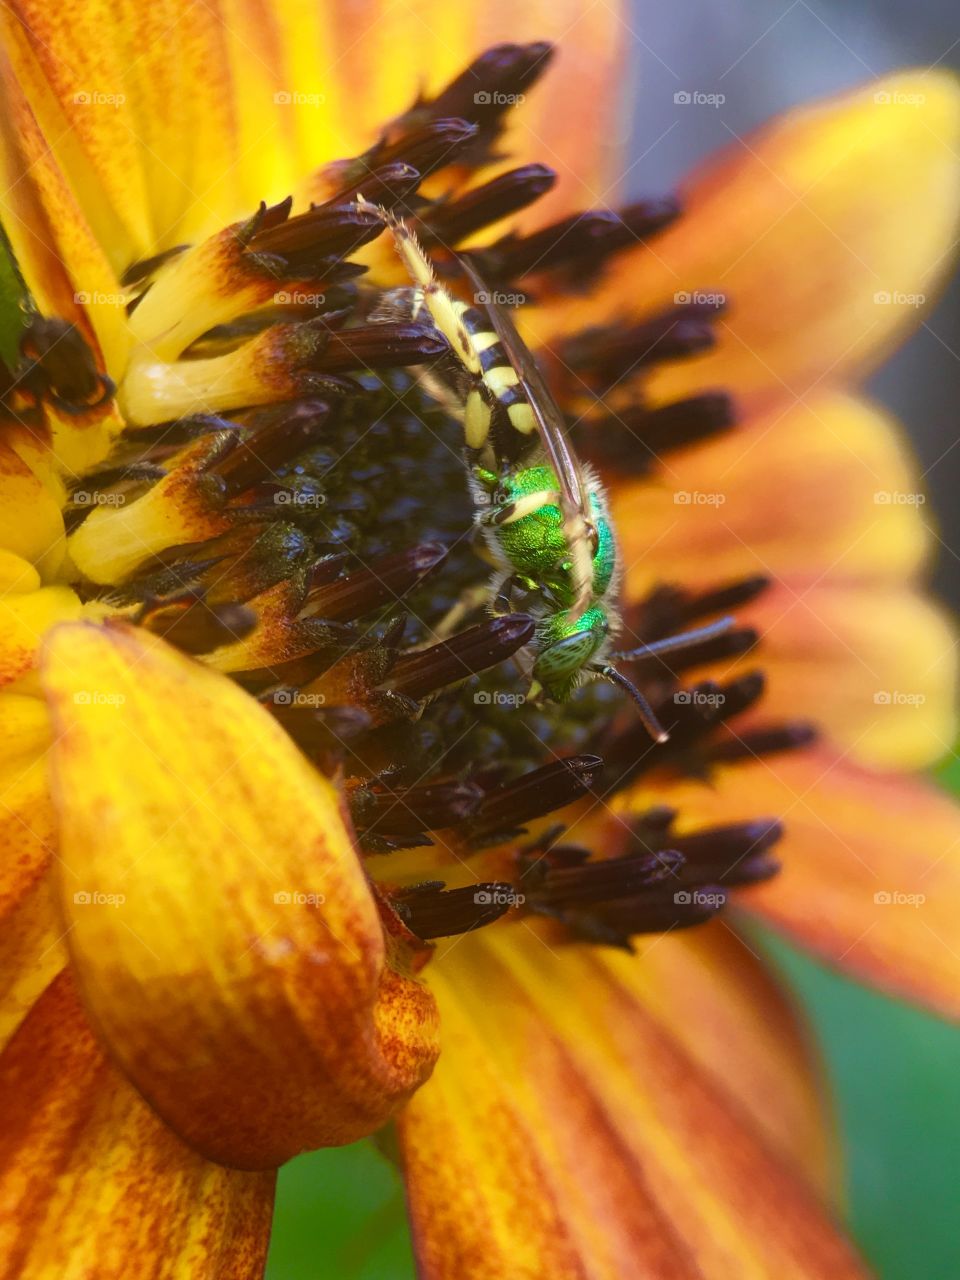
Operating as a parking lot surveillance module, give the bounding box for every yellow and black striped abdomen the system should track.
[457,304,537,443]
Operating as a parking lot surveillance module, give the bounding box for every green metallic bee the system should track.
[363,201,733,740]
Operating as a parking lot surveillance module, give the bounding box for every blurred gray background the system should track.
[625,0,960,608]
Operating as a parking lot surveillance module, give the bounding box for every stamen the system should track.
[565,302,724,390]
[418,165,557,245]
[707,722,819,763]
[582,393,737,471]
[137,592,257,654]
[328,118,479,189]
[352,778,484,839]
[470,198,680,282]
[391,881,517,939]
[320,161,423,211]
[466,755,602,843]
[386,614,534,700]
[205,401,336,497]
[304,542,448,622]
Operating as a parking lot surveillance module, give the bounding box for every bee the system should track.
[361,201,733,741]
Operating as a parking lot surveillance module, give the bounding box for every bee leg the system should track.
[483,488,562,527]
[426,583,493,642]
[490,573,525,616]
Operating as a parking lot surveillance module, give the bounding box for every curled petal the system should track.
[398,926,866,1279]
[0,973,275,1279]
[41,623,439,1169]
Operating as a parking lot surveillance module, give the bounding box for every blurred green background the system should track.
[266,739,960,1280]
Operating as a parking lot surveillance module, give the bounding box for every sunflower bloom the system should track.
[0,2,958,1278]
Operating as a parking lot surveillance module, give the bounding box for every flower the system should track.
[0,2,957,1277]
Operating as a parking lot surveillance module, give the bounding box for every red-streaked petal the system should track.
[0,972,275,1279]
[398,924,867,1280]
[41,622,439,1169]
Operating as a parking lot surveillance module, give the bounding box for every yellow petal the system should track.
[41,623,439,1169]
[0,972,275,1279]
[0,439,65,579]
[555,71,960,407]
[0,697,66,1051]
[0,45,130,373]
[0,0,624,287]
[398,925,866,1280]
[614,392,930,594]
[641,748,960,1020]
[0,586,82,689]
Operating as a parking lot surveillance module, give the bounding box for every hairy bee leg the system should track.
[426,583,493,642]
[611,615,737,663]
[360,197,482,375]
[490,573,525,616]
[484,488,562,527]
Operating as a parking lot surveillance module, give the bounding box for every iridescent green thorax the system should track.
[477,462,616,610]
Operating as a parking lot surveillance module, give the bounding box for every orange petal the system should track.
[41,623,439,1169]
[727,582,956,770]
[607,922,835,1193]
[398,925,867,1280]
[0,972,275,1279]
[0,695,66,1051]
[613,392,930,595]
[0,44,130,373]
[0,0,623,292]
[555,71,960,408]
[641,747,960,1020]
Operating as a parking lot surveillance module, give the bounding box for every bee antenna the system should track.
[592,664,670,744]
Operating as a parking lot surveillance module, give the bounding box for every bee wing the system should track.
[459,257,595,615]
